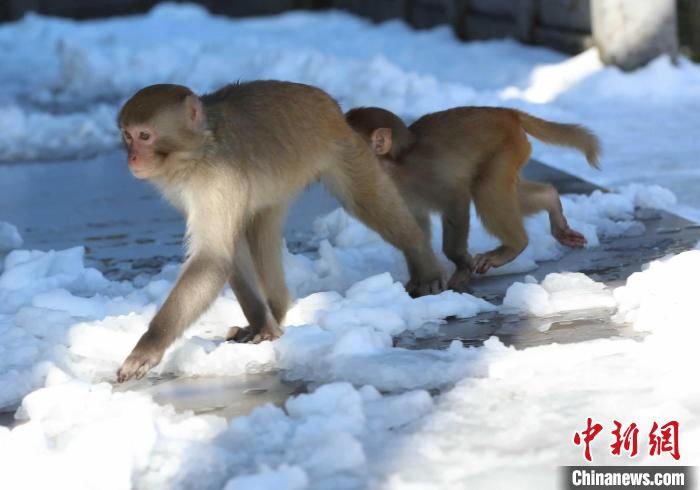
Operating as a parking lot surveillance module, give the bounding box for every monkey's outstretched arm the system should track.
[117,193,245,382]
[117,253,233,382]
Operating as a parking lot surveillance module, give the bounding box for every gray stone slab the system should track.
[462,14,519,41]
[537,0,591,32]
[408,0,450,29]
[467,0,517,17]
[532,25,594,55]
[679,0,700,62]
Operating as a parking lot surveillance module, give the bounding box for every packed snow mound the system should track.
[0,221,22,252]
[502,272,616,317]
[1,246,699,488]
[0,221,23,275]
[614,250,700,336]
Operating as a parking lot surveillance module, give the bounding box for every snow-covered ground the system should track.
[1,4,699,221]
[1,5,699,489]
[1,185,698,488]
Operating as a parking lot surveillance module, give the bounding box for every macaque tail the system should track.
[517,111,601,169]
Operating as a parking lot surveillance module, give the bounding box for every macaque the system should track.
[116,81,445,382]
[345,106,600,292]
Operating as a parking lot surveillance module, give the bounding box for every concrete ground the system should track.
[2,152,699,424]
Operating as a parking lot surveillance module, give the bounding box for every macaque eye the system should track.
[139,131,151,141]
[122,130,132,141]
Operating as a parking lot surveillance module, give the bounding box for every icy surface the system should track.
[0,6,699,220]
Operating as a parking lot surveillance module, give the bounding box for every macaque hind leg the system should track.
[441,198,474,292]
[472,154,528,274]
[226,235,283,343]
[518,180,586,248]
[324,141,445,297]
[248,204,290,324]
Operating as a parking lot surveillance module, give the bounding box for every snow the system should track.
[614,250,700,334]
[1,5,699,489]
[0,181,662,410]
[0,222,22,254]
[502,272,616,317]
[1,183,699,487]
[1,5,699,220]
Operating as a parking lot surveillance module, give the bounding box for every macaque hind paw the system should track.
[553,226,587,248]
[473,252,506,274]
[447,268,474,293]
[226,323,283,343]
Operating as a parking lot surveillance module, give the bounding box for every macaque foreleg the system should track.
[117,253,233,382]
[518,180,586,248]
[441,198,474,292]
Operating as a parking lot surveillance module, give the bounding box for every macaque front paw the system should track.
[447,268,473,293]
[226,322,283,343]
[405,275,446,298]
[117,332,166,383]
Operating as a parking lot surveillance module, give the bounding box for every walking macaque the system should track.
[346,106,600,292]
[116,81,445,382]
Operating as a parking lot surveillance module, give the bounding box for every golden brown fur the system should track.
[346,106,600,290]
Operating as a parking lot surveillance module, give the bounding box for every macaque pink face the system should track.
[120,125,160,179]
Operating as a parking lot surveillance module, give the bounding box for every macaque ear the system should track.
[184,94,205,131]
[371,128,393,156]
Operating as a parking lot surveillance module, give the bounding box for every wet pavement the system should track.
[115,372,305,420]
[2,154,699,422]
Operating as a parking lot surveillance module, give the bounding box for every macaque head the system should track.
[346,107,415,162]
[118,84,206,180]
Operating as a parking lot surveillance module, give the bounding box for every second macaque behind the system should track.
[346,106,601,291]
